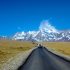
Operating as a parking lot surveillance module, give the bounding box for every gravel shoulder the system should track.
[0,48,36,70]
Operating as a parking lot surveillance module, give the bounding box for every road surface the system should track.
[18,46,70,70]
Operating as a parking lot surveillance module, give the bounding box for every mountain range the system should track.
[12,20,70,42]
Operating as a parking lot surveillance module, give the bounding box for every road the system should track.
[18,46,70,70]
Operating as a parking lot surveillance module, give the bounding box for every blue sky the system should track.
[0,0,70,36]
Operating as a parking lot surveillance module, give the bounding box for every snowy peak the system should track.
[13,31,26,40]
[39,20,58,33]
[12,20,70,42]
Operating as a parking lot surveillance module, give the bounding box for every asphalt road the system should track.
[18,46,70,70]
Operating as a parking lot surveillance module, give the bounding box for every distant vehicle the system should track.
[38,44,43,48]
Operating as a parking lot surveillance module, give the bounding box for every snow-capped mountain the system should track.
[13,20,70,42]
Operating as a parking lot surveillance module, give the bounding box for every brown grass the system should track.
[1,40,70,68]
[0,39,37,68]
[42,42,70,56]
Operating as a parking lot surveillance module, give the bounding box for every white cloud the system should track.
[39,20,58,33]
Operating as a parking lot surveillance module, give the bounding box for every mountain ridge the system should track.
[12,20,70,42]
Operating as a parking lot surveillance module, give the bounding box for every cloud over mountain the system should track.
[39,20,58,33]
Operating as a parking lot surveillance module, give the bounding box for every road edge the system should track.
[0,47,37,70]
[44,46,70,62]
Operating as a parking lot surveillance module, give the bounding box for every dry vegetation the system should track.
[42,42,70,56]
[0,39,37,68]
[0,40,70,68]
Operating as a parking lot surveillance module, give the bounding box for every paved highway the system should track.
[18,46,70,70]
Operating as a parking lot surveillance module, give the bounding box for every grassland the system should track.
[0,39,70,69]
[42,42,70,56]
[0,39,37,68]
